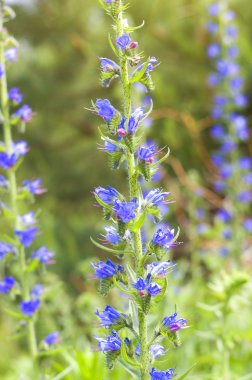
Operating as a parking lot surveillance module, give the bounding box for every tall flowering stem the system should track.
[92,1,188,379]
[207,1,251,264]
[0,1,59,376]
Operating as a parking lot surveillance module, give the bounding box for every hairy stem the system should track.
[116,2,149,379]
[0,3,38,373]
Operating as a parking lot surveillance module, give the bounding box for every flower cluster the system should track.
[0,1,59,373]
[91,0,188,378]
[207,2,251,258]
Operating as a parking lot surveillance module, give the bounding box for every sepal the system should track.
[106,349,121,370]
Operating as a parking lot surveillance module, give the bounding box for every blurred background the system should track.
[0,0,252,379]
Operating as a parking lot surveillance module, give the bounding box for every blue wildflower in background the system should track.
[15,227,38,247]
[43,331,60,346]
[0,276,16,294]
[32,246,55,265]
[20,299,40,317]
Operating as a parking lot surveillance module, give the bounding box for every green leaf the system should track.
[90,236,132,255]
[108,33,119,57]
[151,148,170,168]
[125,20,145,32]
[38,346,70,358]
[118,359,139,379]
[25,258,40,272]
[130,58,150,84]
[121,343,141,368]
[98,127,125,149]
[131,211,146,232]
[176,363,197,380]
[50,366,73,380]
[4,308,24,320]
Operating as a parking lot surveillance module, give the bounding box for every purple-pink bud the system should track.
[129,41,138,49]
[117,128,126,137]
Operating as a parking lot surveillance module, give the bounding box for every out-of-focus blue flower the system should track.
[116,34,131,50]
[207,43,221,58]
[149,344,165,359]
[19,211,36,226]
[43,331,60,345]
[208,3,220,16]
[0,242,14,260]
[243,173,252,185]
[239,157,252,170]
[0,64,4,77]
[228,46,238,58]
[104,226,121,244]
[92,259,123,280]
[22,178,46,195]
[128,107,144,134]
[20,299,40,317]
[210,124,225,140]
[133,276,161,297]
[236,190,251,203]
[206,21,218,34]
[14,105,32,123]
[113,198,138,223]
[162,312,187,332]
[32,246,55,265]
[31,284,44,297]
[96,99,116,122]
[216,209,232,223]
[208,73,220,86]
[226,25,237,37]
[138,57,159,74]
[150,367,174,380]
[94,186,118,204]
[95,305,122,326]
[8,87,23,103]
[94,330,121,351]
[0,276,16,294]
[4,48,18,62]
[244,218,252,233]
[15,227,38,247]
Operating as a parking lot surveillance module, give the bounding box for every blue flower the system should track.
[43,331,60,345]
[208,3,220,16]
[0,64,4,77]
[116,34,131,50]
[95,305,122,326]
[0,175,8,187]
[150,367,174,380]
[162,312,187,332]
[0,276,16,294]
[94,330,121,351]
[100,57,119,72]
[96,99,116,122]
[94,186,118,204]
[237,190,251,203]
[210,124,225,140]
[8,87,23,103]
[101,138,119,153]
[0,152,17,169]
[14,104,32,123]
[31,284,44,297]
[0,242,14,260]
[144,188,170,206]
[4,48,18,62]
[147,261,175,278]
[138,57,159,74]
[244,218,252,233]
[133,276,161,297]
[216,209,232,223]
[15,227,38,247]
[239,157,252,170]
[92,259,123,280]
[150,344,165,359]
[22,178,46,195]
[138,144,156,162]
[19,211,37,226]
[207,43,221,58]
[32,246,55,265]
[104,226,121,244]
[128,107,144,134]
[244,173,252,185]
[152,227,175,249]
[206,21,218,34]
[113,198,138,223]
[20,299,40,317]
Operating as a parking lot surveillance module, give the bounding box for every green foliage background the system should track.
[0,0,252,378]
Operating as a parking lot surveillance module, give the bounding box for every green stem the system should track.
[0,3,38,375]
[116,2,149,379]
